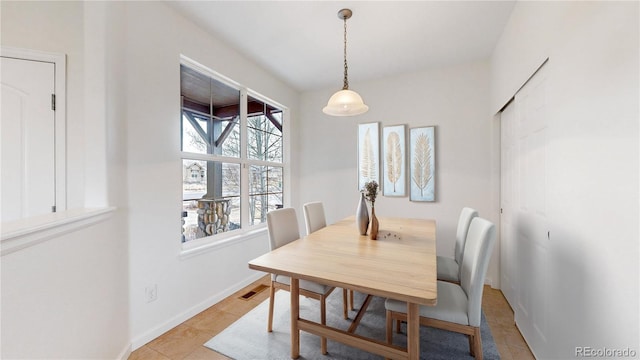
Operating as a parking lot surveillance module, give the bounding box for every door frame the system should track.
[1,46,67,213]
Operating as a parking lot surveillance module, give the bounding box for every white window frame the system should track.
[179,55,289,255]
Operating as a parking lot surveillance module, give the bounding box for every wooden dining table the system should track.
[248,216,437,360]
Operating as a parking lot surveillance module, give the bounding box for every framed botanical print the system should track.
[382,124,406,196]
[357,122,379,190]
[409,126,435,201]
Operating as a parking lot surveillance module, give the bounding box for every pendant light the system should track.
[323,8,369,116]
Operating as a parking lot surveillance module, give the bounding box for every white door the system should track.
[500,101,517,306]
[1,57,56,222]
[501,63,549,354]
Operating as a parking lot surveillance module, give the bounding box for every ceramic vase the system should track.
[356,193,369,235]
[370,206,379,240]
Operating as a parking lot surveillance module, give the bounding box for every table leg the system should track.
[407,302,420,360]
[291,278,300,359]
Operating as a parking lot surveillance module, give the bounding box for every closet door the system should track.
[513,64,550,353]
[500,63,550,356]
[500,101,517,306]
[1,57,56,221]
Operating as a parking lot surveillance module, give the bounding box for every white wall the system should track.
[298,61,500,283]
[491,2,639,358]
[122,2,300,348]
[1,1,130,359]
[1,218,129,359]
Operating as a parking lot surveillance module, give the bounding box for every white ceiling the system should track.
[166,1,516,92]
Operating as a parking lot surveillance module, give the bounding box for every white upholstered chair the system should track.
[385,217,496,360]
[302,201,350,319]
[436,207,478,283]
[266,207,338,354]
[302,201,327,234]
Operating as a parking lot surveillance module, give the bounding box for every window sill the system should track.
[180,226,268,260]
[1,207,116,255]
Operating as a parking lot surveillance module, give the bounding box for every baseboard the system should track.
[117,343,132,360]
[485,276,494,288]
[130,272,264,350]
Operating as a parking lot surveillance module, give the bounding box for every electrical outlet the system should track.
[145,284,158,303]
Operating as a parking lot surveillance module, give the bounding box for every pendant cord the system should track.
[343,16,349,90]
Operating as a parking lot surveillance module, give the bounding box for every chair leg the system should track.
[349,290,355,310]
[342,288,348,319]
[267,281,276,332]
[472,326,482,360]
[321,297,328,354]
[385,310,394,360]
[385,310,393,344]
[469,335,475,356]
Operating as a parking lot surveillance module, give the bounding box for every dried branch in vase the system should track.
[363,180,379,207]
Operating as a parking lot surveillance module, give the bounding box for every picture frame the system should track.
[382,124,406,197]
[357,122,380,191]
[409,126,435,202]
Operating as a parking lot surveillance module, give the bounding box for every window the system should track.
[180,60,286,244]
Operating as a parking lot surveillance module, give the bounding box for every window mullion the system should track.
[181,152,242,164]
[282,109,290,208]
[240,89,249,229]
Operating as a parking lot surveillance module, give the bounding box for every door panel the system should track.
[500,101,517,306]
[514,64,550,352]
[1,57,55,222]
[501,63,549,355]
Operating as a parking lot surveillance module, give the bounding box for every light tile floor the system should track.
[129,275,534,359]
